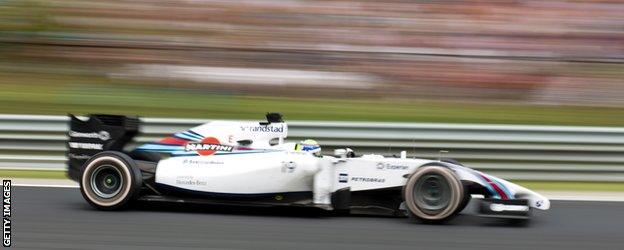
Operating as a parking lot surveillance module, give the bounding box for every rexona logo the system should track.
[240,125,284,133]
[185,137,233,156]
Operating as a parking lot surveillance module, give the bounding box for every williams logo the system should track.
[185,137,233,156]
[338,173,348,183]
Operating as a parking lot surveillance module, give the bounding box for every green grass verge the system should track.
[0,170,622,192]
[1,81,624,125]
[0,170,66,179]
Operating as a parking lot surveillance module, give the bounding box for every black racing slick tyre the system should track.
[403,165,464,223]
[80,151,142,210]
[453,188,471,216]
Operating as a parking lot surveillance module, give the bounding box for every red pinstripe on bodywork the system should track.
[479,173,509,200]
[158,137,189,145]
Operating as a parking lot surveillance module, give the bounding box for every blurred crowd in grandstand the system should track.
[1,0,623,107]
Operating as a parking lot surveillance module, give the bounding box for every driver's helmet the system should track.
[295,139,321,156]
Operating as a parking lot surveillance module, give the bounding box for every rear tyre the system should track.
[403,165,464,223]
[80,151,142,210]
[128,150,162,162]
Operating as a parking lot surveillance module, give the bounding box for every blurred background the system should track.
[1,0,623,125]
[3,4,624,246]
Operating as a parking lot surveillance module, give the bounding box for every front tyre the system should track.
[80,151,142,210]
[403,165,464,223]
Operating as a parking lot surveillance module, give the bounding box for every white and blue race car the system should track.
[67,113,549,223]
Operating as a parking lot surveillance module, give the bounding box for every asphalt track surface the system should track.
[15,186,624,250]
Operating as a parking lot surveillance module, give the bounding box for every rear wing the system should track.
[66,114,139,181]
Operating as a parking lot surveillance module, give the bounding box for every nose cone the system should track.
[533,197,551,210]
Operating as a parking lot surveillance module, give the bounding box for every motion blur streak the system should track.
[1,0,623,112]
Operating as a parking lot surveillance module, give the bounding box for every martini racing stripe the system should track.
[159,137,189,145]
[185,130,205,140]
[173,133,199,141]
[137,142,284,157]
[137,143,185,151]
[181,131,204,141]
[491,178,515,199]
[478,173,509,200]
[465,170,500,199]
[171,152,199,156]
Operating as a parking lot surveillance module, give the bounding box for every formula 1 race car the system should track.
[66,113,550,223]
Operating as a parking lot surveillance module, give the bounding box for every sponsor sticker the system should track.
[240,125,284,133]
[3,180,10,247]
[489,204,529,212]
[535,200,543,208]
[181,159,224,165]
[184,137,233,156]
[376,163,409,170]
[351,177,385,183]
[68,142,103,150]
[338,173,348,183]
[175,176,207,186]
[69,130,110,141]
[67,153,92,160]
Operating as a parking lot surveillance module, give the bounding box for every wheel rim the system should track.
[412,173,451,214]
[90,164,124,199]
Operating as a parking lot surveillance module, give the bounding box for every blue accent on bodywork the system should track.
[138,144,184,151]
[172,133,198,141]
[491,178,515,199]
[473,173,501,199]
[185,130,204,139]
[181,131,203,140]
